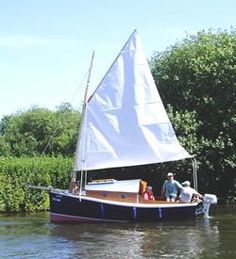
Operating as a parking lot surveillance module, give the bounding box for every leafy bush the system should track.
[0,156,73,212]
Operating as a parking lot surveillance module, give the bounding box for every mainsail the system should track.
[74,30,191,171]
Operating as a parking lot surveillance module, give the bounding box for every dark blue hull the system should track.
[49,191,203,223]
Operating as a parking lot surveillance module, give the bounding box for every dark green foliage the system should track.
[0,156,72,212]
[151,29,236,202]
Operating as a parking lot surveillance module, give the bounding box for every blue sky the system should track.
[0,0,235,119]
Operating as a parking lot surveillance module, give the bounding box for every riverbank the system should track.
[0,156,235,213]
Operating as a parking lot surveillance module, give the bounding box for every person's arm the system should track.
[175,180,182,190]
[143,192,148,200]
[195,191,203,199]
[161,182,166,197]
[192,189,203,200]
[152,192,155,201]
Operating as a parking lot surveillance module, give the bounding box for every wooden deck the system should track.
[85,190,186,204]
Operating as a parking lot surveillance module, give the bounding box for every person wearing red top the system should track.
[143,186,155,201]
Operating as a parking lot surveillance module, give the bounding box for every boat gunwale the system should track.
[50,190,199,209]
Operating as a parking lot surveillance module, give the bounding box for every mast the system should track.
[73,51,95,194]
[192,157,198,191]
[83,51,95,105]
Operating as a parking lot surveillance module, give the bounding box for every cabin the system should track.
[81,179,164,203]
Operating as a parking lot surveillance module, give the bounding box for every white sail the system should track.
[74,30,191,171]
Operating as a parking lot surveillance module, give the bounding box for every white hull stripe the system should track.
[50,213,128,223]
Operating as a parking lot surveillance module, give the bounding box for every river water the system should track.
[0,205,235,259]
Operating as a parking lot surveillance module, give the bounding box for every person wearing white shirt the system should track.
[179,181,203,202]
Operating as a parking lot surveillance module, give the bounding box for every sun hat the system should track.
[167,172,173,177]
[182,181,191,186]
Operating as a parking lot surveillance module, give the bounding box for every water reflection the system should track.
[133,219,219,258]
[0,206,235,258]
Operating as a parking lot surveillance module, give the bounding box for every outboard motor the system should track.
[202,194,217,218]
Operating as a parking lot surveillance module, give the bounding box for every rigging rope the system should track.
[42,70,89,155]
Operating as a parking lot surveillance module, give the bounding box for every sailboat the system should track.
[49,30,217,223]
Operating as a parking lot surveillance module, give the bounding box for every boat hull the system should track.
[49,191,204,223]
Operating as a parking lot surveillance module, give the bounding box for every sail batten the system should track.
[74,30,191,171]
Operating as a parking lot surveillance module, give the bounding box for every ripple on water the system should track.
[0,206,235,258]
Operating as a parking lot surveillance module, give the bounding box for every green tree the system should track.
[0,103,81,156]
[151,29,236,201]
